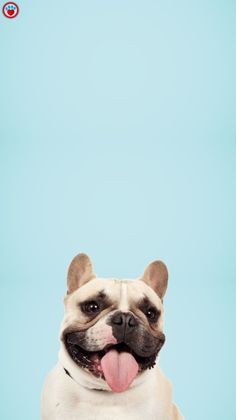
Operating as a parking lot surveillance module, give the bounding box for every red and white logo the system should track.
[2,2,19,18]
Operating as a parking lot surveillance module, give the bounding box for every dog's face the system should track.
[61,254,168,393]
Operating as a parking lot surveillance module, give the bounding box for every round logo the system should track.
[2,2,19,19]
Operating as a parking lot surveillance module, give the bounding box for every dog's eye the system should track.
[146,307,159,322]
[83,301,100,314]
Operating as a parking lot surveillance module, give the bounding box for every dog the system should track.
[41,253,184,420]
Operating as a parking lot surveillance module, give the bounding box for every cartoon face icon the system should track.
[2,2,19,18]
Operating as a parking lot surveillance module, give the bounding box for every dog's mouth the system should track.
[64,336,159,392]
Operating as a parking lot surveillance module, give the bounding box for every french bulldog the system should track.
[41,253,184,420]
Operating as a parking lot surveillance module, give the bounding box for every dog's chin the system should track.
[64,334,159,380]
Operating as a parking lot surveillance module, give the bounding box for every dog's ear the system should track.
[140,260,168,300]
[67,253,96,294]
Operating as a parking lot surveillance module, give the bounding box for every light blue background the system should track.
[1,1,235,419]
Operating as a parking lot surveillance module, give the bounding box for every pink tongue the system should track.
[101,349,139,393]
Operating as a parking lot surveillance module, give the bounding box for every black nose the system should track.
[111,311,138,335]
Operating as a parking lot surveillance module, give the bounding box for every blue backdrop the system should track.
[1,1,235,419]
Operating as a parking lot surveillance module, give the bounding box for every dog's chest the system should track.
[56,391,159,420]
[70,403,151,420]
[57,379,169,420]
[42,364,173,420]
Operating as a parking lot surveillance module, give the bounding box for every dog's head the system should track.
[61,253,168,393]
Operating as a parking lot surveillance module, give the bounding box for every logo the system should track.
[2,2,19,18]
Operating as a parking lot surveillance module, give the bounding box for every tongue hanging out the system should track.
[101,349,139,392]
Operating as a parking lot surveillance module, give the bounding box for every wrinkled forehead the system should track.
[66,277,163,311]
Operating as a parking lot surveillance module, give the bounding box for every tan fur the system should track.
[141,260,168,299]
[67,253,96,293]
[42,254,184,420]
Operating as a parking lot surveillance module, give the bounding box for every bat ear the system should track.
[140,260,168,300]
[67,253,96,294]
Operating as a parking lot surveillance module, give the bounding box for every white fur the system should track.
[41,277,184,420]
[42,347,183,420]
